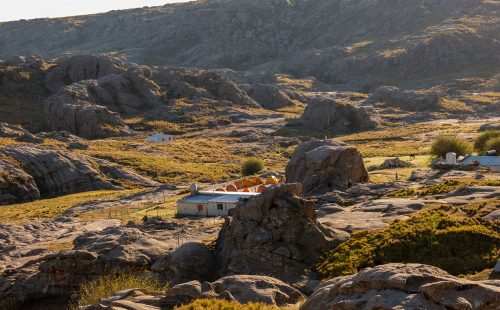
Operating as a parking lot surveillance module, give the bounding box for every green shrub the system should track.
[316,209,499,280]
[430,136,471,158]
[484,136,500,154]
[474,130,500,154]
[241,157,264,176]
[72,271,167,309]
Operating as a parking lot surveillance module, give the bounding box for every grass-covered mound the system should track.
[316,207,499,280]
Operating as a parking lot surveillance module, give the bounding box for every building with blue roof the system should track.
[176,190,259,216]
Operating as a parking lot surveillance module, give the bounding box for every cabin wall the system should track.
[176,201,238,216]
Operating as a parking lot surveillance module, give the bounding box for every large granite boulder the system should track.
[152,242,216,284]
[0,156,40,204]
[298,98,376,134]
[285,139,369,195]
[243,84,295,109]
[214,183,349,294]
[1,144,116,197]
[302,263,500,310]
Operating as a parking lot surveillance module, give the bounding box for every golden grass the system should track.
[277,75,314,90]
[463,92,500,104]
[438,98,474,113]
[78,193,186,223]
[72,271,167,309]
[77,138,242,183]
[176,299,297,310]
[0,189,142,223]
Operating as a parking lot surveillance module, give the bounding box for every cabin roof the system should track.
[178,191,258,204]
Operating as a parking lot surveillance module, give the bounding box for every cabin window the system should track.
[217,203,224,210]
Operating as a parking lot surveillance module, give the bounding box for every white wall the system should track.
[176,201,238,216]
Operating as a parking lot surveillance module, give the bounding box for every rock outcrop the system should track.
[1,144,116,197]
[243,84,295,109]
[0,156,40,204]
[80,275,304,309]
[214,183,349,294]
[298,98,376,134]
[285,139,369,195]
[44,54,127,93]
[302,263,500,310]
[369,86,439,111]
[0,122,41,142]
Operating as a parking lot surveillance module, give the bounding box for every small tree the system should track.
[474,130,500,154]
[241,157,264,176]
[430,136,471,158]
[484,137,500,154]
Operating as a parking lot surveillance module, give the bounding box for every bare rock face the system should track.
[44,67,167,139]
[45,54,127,93]
[214,183,349,294]
[243,84,295,109]
[0,156,40,204]
[298,98,376,134]
[369,86,439,111]
[302,263,500,310]
[285,139,369,195]
[1,144,116,197]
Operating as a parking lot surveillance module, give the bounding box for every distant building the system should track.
[460,156,500,172]
[176,190,259,217]
[144,133,175,143]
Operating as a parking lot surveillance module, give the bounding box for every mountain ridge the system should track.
[1,0,499,89]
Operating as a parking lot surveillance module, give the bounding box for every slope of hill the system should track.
[1,0,499,89]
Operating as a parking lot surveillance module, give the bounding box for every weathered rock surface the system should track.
[297,98,376,134]
[152,242,216,284]
[44,54,127,93]
[0,156,40,204]
[81,275,304,309]
[369,86,439,111]
[302,263,500,310]
[214,183,349,294]
[243,84,295,109]
[285,139,369,195]
[0,122,41,142]
[92,158,159,187]
[379,157,414,169]
[1,144,117,197]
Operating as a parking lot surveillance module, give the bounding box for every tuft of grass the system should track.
[175,299,289,310]
[317,208,499,280]
[430,136,472,158]
[241,157,265,176]
[484,137,500,154]
[474,130,500,154]
[72,271,167,309]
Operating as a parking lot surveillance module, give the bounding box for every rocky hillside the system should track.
[1,0,499,89]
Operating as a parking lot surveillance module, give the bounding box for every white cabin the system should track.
[144,134,175,143]
[176,191,259,217]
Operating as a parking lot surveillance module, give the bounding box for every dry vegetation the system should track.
[0,189,141,223]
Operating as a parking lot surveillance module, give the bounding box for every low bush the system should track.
[316,209,499,280]
[430,136,471,158]
[72,271,167,309]
[484,136,500,154]
[241,157,265,176]
[474,130,500,154]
